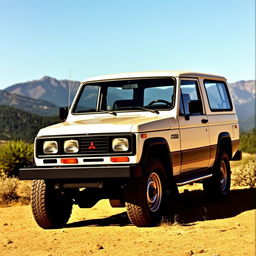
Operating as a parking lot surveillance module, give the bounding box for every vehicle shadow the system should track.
[66,212,131,228]
[65,188,255,228]
[173,187,255,224]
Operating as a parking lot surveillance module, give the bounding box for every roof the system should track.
[82,71,226,83]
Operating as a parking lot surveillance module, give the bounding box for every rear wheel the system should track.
[203,151,231,200]
[31,180,73,229]
[125,158,170,227]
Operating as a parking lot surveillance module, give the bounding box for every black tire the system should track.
[125,158,170,227]
[31,180,73,229]
[203,151,231,200]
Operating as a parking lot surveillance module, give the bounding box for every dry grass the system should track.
[230,152,255,168]
[0,140,8,147]
[231,154,256,188]
[0,173,31,206]
[0,174,19,203]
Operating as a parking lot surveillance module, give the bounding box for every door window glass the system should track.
[180,80,202,115]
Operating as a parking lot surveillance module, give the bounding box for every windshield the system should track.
[72,78,175,114]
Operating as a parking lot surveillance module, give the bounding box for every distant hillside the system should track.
[229,80,255,131]
[0,105,59,142]
[5,76,80,107]
[229,80,255,105]
[0,90,58,116]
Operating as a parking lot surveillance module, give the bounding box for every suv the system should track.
[20,71,241,229]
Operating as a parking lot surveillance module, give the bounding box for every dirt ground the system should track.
[0,185,255,256]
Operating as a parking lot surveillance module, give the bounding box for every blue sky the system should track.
[0,0,255,89]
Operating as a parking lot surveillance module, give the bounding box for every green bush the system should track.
[0,174,19,203]
[0,140,33,177]
[240,129,256,154]
[232,157,256,188]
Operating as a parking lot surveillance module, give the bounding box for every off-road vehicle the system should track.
[20,71,241,229]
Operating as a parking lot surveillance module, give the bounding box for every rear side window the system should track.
[204,80,232,111]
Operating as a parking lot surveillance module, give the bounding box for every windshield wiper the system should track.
[136,106,159,114]
[98,110,117,116]
[131,106,159,114]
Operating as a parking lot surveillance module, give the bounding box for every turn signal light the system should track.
[110,157,129,162]
[61,158,78,164]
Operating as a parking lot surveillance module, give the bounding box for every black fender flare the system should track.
[216,132,232,160]
[140,137,173,177]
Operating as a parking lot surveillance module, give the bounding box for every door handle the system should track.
[201,119,208,124]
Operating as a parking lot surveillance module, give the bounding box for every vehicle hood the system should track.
[37,112,175,137]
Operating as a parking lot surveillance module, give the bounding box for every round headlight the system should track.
[112,138,129,152]
[64,140,79,153]
[43,141,58,154]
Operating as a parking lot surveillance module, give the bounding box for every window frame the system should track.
[179,79,204,116]
[203,79,233,112]
[72,84,101,113]
[71,77,176,115]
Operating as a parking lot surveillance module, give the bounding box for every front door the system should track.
[178,79,210,174]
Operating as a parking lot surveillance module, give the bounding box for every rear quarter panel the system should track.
[199,78,240,167]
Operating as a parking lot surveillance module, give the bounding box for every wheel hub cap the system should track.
[220,160,227,191]
[146,172,162,212]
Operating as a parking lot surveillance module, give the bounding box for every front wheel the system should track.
[125,158,170,227]
[203,151,231,200]
[31,180,73,229]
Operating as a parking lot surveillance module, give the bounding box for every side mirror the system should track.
[59,107,68,121]
[189,101,203,114]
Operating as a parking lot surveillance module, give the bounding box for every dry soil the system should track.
[0,186,255,256]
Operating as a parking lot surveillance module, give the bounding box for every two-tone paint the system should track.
[32,71,240,181]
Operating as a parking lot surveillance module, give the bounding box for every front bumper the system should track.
[19,165,142,180]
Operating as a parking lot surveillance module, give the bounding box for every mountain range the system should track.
[1,76,255,131]
[5,76,80,107]
[0,89,58,116]
[228,80,255,130]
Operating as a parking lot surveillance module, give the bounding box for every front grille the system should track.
[36,134,135,157]
[79,136,109,154]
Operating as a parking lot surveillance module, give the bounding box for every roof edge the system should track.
[82,71,226,83]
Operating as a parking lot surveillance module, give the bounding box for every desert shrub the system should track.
[0,174,19,203]
[232,157,256,188]
[0,175,31,205]
[0,140,33,177]
[17,181,31,204]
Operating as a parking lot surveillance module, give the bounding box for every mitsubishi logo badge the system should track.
[88,142,96,149]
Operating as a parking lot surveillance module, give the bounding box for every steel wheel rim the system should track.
[220,160,228,191]
[146,172,162,212]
